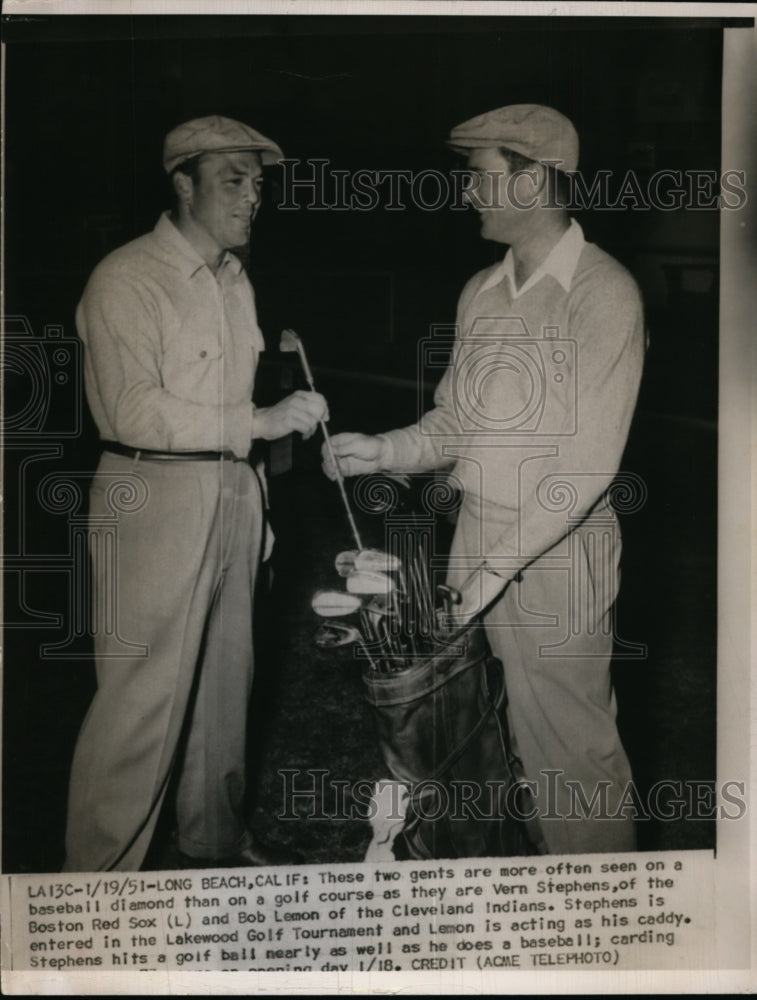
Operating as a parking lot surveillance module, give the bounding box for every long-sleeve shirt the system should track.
[77,212,264,459]
[380,220,645,585]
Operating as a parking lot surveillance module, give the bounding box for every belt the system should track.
[102,440,247,463]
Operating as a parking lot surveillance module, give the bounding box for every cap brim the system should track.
[165,143,284,173]
[445,136,531,155]
[444,136,575,171]
[445,140,476,156]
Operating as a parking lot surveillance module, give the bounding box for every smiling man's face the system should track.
[186,150,264,253]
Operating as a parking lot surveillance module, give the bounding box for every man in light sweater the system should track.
[324,105,645,854]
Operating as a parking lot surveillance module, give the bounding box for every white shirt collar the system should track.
[479,218,585,299]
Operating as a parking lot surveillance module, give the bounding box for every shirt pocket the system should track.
[172,333,223,367]
[161,331,223,391]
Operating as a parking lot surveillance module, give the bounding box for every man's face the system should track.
[463,147,536,244]
[186,150,264,252]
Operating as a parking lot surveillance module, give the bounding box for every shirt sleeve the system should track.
[79,268,255,454]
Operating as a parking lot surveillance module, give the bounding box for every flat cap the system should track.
[163,115,284,173]
[447,104,578,173]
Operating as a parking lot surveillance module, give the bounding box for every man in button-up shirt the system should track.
[325,106,645,854]
[64,117,327,871]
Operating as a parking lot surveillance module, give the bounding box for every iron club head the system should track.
[335,550,358,577]
[355,548,402,573]
[365,593,393,616]
[313,621,363,648]
[311,590,363,617]
[314,620,380,671]
[279,328,301,354]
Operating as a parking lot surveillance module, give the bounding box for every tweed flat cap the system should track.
[447,104,578,172]
[163,115,284,173]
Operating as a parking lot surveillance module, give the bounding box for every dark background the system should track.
[3,15,722,871]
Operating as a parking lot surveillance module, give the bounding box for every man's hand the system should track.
[322,433,390,480]
[254,390,329,442]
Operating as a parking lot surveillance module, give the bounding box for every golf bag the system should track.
[362,624,546,860]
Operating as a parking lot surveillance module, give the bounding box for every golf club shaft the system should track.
[321,422,363,551]
[293,338,364,551]
[418,544,436,643]
[409,559,431,647]
[395,567,418,656]
[358,641,380,672]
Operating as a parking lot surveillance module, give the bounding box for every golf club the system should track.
[365,594,406,663]
[335,550,358,577]
[314,621,364,647]
[314,621,379,671]
[354,548,402,574]
[311,590,363,617]
[356,549,406,633]
[409,557,433,643]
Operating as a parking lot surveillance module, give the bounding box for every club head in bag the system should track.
[335,550,358,577]
[365,593,393,617]
[311,590,363,617]
[315,619,381,671]
[313,621,363,649]
[355,548,402,574]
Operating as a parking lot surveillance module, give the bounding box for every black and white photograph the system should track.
[1,1,754,993]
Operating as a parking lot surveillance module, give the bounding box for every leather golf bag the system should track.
[362,624,546,860]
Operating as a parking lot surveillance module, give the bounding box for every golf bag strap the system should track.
[405,654,507,818]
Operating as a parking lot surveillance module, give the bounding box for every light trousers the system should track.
[452,504,636,855]
[63,452,263,871]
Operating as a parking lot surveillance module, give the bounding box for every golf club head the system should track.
[355,548,402,573]
[279,327,315,389]
[311,590,362,617]
[346,570,396,596]
[313,621,362,648]
[365,593,393,616]
[335,550,358,577]
[279,328,301,354]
